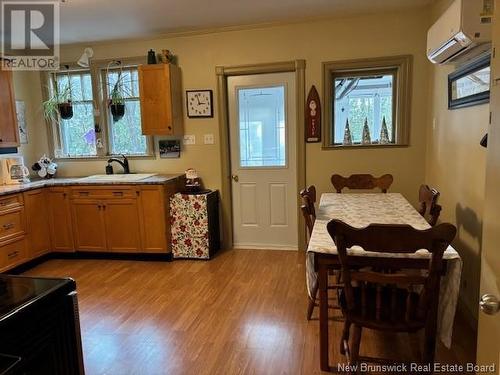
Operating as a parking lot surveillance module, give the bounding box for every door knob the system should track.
[231,175,239,182]
[480,294,500,315]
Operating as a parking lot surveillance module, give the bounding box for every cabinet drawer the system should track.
[70,186,137,199]
[0,194,23,211]
[0,237,27,271]
[0,208,25,242]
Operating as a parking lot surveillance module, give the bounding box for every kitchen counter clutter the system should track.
[0,275,84,374]
[0,174,182,273]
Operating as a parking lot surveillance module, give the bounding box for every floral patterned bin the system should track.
[170,190,220,259]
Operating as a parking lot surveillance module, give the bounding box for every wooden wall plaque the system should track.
[305,85,321,142]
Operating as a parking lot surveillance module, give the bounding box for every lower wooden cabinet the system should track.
[103,199,141,252]
[24,189,51,259]
[47,187,74,252]
[71,199,107,252]
[0,179,179,270]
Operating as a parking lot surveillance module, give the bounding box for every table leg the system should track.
[319,263,330,371]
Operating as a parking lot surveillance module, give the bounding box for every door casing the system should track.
[216,60,306,250]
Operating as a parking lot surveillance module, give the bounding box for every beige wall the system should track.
[15,8,431,206]
[426,0,488,325]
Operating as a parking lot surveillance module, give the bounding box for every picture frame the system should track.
[186,90,213,118]
[159,139,181,158]
[448,54,491,110]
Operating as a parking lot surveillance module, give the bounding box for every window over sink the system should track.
[43,58,153,159]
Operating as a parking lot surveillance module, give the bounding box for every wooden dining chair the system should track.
[300,185,343,321]
[418,184,442,226]
[331,174,394,193]
[326,219,456,373]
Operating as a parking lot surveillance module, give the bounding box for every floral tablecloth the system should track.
[306,193,462,348]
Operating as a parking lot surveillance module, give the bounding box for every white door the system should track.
[476,3,500,369]
[228,72,298,250]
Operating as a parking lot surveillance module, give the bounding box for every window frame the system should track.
[42,56,154,160]
[322,55,412,149]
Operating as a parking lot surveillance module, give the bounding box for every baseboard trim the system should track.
[3,251,173,275]
[232,244,299,251]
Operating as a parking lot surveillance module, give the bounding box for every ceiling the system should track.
[59,0,431,45]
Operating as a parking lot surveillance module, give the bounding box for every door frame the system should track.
[216,60,306,250]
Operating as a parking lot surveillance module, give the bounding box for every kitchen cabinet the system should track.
[103,199,141,252]
[138,185,169,253]
[47,187,74,252]
[0,69,20,147]
[0,193,27,272]
[24,189,51,258]
[71,199,107,252]
[138,64,183,136]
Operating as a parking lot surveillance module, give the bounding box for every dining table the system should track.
[306,193,462,371]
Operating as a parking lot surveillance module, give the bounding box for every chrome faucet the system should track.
[107,155,130,174]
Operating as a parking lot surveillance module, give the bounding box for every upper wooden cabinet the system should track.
[138,64,183,136]
[0,69,20,147]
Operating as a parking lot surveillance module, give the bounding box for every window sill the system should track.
[321,143,409,150]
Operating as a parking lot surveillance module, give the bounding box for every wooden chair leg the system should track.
[423,306,438,373]
[350,325,362,375]
[340,320,351,355]
[307,282,318,320]
[318,265,330,372]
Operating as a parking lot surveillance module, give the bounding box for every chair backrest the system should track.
[326,219,456,324]
[418,184,442,226]
[331,174,394,193]
[299,185,316,219]
[300,185,317,241]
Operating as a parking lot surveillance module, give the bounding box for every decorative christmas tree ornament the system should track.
[343,119,352,145]
[362,118,371,144]
[380,116,390,144]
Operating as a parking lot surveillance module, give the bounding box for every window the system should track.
[103,67,147,155]
[55,69,96,157]
[45,58,151,159]
[323,55,412,148]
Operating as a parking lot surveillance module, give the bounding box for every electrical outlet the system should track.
[204,134,215,145]
[183,135,196,145]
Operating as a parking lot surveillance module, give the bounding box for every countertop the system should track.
[0,174,182,197]
[0,275,75,323]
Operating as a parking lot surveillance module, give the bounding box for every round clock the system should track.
[186,90,213,118]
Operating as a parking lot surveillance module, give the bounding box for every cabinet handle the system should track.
[102,204,106,210]
[63,192,67,198]
[97,204,102,210]
[112,191,124,196]
[2,223,14,230]
[79,191,90,196]
[136,191,140,196]
[0,201,8,206]
[7,251,18,258]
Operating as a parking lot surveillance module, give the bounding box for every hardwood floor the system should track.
[23,249,475,374]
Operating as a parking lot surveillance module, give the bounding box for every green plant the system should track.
[42,82,72,122]
[108,70,130,106]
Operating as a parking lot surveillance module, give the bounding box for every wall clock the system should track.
[186,90,213,118]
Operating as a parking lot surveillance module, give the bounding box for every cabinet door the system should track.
[0,69,20,147]
[24,189,51,258]
[139,64,182,136]
[103,199,141,252]
[138,186,167,253]
[48,188,74,252]
[71,199,107,252]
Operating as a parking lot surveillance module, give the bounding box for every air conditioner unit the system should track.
[427,0,493,64]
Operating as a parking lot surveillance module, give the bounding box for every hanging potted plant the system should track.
[106,61,126,122]
[42,68,74,121]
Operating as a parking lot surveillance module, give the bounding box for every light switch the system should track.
[204,134,215,145]
[183,135,196,145]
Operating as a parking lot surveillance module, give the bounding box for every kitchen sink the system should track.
[79,173,157,182]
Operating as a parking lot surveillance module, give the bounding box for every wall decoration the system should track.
[15,100,28,144]
[186,90,213,118]
[305,85,321,142]
[159,139,181,158]
[448,53,490,109]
